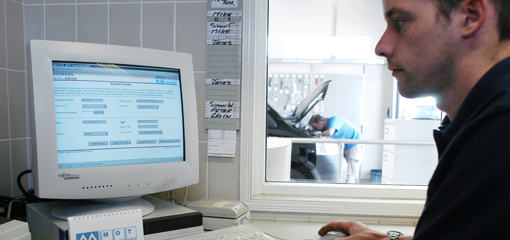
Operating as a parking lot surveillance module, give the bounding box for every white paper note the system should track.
[208,129,236,157]
[206,78,241,85]
[210,0,238,9]
[205,101,240,119]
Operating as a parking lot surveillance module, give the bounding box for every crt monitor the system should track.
[27,40,199,219]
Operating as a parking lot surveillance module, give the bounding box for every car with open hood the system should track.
[266,80,331,180]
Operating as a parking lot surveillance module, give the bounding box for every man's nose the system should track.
[375,29,394,59]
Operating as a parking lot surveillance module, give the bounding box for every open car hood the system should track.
[267,80,331,125]
[291,80,331,124]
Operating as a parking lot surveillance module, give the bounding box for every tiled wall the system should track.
[1,0,28,198]
[0,0,239,202]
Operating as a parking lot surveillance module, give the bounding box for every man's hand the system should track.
[318,220,389,240]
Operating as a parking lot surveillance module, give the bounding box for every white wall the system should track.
[0,0,240,202]
[268,0,386,61]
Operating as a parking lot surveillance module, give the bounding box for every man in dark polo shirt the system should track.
[318,0,510,239]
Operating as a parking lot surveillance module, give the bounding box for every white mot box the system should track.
[27,196,203,240]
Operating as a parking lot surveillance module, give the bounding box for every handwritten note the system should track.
[206,78,240,85]
[207,21,242,44]
[208,10,242,20]
[205,101,239,119]
[207,8,241,45]
[208,129,236,157]
[207,38,242,45]
[208,22,241,37]
[210,0,238,9]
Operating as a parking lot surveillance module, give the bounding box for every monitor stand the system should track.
[51,198,155,220]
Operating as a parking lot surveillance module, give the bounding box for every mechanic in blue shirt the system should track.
[309,114,364,183]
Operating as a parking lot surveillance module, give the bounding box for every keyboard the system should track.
[175,223,275,240]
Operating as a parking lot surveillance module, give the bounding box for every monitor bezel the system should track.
[27,40,199,200]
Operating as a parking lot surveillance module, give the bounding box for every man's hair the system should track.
[308,114,326,125]
[435,0,510,41]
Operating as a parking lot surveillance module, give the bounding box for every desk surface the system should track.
[250,219,416,240]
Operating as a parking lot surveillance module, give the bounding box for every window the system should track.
[397,95,443,120]
[240,0,429,221]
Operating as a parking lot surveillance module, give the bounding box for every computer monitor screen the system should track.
[53,61,185,169]
[27,40,199,219]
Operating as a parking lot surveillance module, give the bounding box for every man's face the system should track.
[376,0,459,99]
[312,120,326,131]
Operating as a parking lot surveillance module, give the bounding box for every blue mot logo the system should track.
[76,231,99,240]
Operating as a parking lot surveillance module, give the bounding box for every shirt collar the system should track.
[434,56,510,153]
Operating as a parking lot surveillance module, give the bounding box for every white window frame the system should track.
[240,0,427,220]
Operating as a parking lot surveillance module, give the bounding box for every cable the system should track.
[164,187,188,206]
[17,169,32,197]
[164,197,182,206]
[182,186,188,206]
[7,200,23,219]
[7,169,45,219]
[0,195,14,218]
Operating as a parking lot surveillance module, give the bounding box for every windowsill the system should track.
[250,218,416,239]
[243,183,426,221]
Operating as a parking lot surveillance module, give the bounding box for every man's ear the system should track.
[460,0,488,38]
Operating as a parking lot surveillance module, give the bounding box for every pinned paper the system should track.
[210,0,238,9]
[207,8,242,45]
[208,129,236,157]
[205,101,240,119]
[206,78,240,85]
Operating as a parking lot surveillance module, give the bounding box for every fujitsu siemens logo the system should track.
[58,172,80,180]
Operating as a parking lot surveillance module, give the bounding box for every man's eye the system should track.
[394,20,405,30]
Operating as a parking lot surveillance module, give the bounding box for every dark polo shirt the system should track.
[413,57,510,239]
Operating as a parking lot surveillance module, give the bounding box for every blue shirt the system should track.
[326,116,362,151]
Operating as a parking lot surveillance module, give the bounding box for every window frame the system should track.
[240,0,428,220]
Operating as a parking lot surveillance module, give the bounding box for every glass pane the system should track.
[266,0,439,185]
[397,95,443,120]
